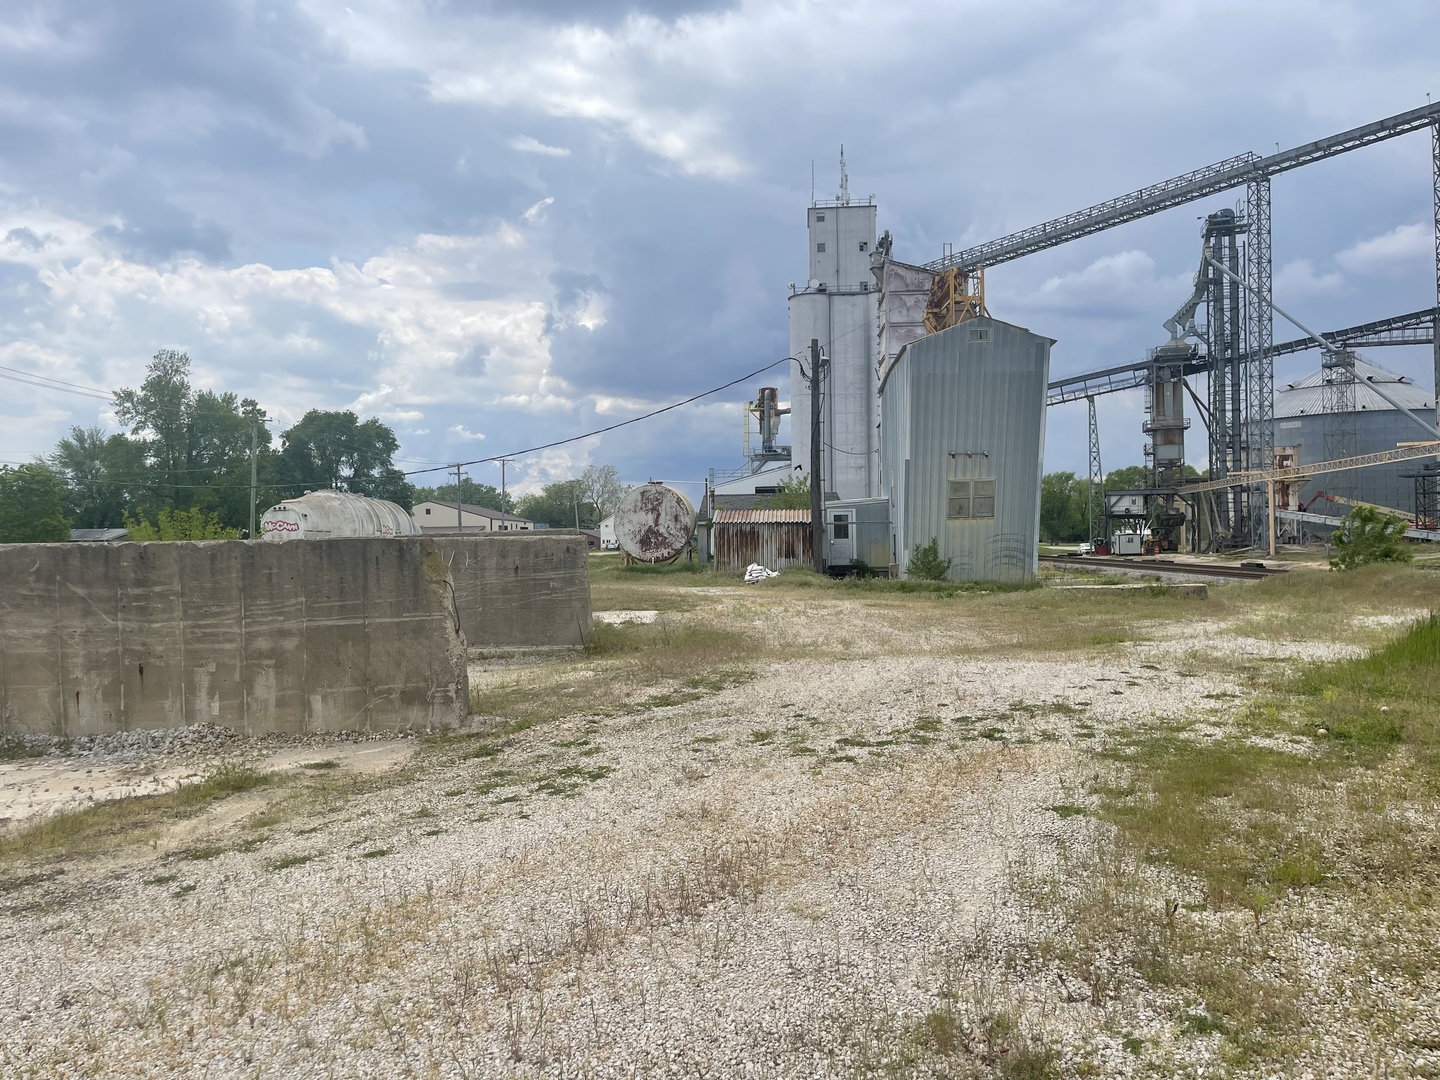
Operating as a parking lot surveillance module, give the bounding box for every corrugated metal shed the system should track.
[714,509,810,523]
[880,316,1052,583]
[1276,357,1433,418]
[713,509,812,574]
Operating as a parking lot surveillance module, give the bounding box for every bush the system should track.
[1330,506,1413,571]
[124,507,241,541]
[906,537,952,581]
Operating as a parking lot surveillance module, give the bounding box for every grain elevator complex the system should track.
[712,103,1440,578]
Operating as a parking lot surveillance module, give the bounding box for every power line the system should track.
[401,355,795,478]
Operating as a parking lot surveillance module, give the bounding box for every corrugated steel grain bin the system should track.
[713,509,813,575]
[879,317,1053,582]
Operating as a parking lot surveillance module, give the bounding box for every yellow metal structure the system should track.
[924,267,988,334]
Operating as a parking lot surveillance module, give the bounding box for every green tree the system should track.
[49,426,148,528]
[516,479,595,528]
[1104,464,1152,490]
[413,478,515,515]
[1039,471,1087,542]
[124,507,241,541]
[906,537,951,581]
[764,473,812,510]
[0,463,71,542]
[111,350,273,528]
[1330,506,1413,571]
[578,464,629,520]
[277,410,413,510]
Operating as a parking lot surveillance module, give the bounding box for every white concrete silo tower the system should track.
[788,149,881,500]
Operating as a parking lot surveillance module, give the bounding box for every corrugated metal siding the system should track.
[714,509,811,523]
[714,520,814,574]
[880,318,1051,583]
[1275,411,1436,517]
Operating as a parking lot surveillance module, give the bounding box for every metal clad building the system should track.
[880,317,1052,582]
[789,198,881,500]
[713,509,813,575]
[1273,357,1436,516]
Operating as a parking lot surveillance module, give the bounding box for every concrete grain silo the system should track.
[879,317,1053,582]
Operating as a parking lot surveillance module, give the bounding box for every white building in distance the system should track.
[411,501,534,532]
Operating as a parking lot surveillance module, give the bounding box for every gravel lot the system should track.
[0,579,1433,1078]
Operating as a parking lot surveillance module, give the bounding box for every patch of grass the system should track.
[172,883,197,898]
[181,844,228,862]
[748,729,776,744]
[299,759,341,770]
[144,873,179,886]
[359,848,390,859]
[0,763,280,864]
[1047,804,1086,819]
[266,853,314,872]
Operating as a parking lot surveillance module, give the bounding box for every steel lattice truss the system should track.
[1045,308,1438,406]
[927,103,1440,274]
[1245,179,1274,547]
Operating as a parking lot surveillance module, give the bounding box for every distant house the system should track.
[598,514,617,549]
[411,502,534,533]
[69,528,129,542]
[579,529,601,550]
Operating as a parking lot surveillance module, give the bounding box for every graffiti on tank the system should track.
[263,519,301,533]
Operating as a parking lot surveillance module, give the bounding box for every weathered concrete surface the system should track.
[0,538,469,737]
[434,534,592,650]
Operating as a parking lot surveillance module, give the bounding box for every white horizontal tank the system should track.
[259,490,419,542]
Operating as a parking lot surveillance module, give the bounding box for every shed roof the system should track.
[713,509,811,524]
[1276,356,1434,418]
[69,528,129,542]
[413,501,532,523]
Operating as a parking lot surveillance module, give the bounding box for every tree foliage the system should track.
[764,473,812,510]
[576,464,629,521]
[49,425,148,528]
[1330,506,1413,571]
[906,536,952,581]
[124,507,241,541]
[514,466,630,528]
[112,350,274,526]
[1039,471,1088,543]
[0,463,71,542]
[276,410,412,509]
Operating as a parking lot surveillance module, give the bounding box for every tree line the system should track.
[1039,465,1202,543]
[0,349,637,542]
[1,350,414,542]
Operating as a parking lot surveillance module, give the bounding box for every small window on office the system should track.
[968,326,991,343]
[947,480,971,519]
[858,241,867,252]
[816,242,826,253]
[424,507,431,514]
[815,212,825,222]
[832,513,850,540]
[972,479,996,519]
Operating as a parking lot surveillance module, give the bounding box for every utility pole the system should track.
[807,338,826,574]
[454,464,463,531]
[498,457,514,510]
[248,418,258,540]
[573,481,581,531]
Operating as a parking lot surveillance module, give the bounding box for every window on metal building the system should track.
[948,480,996,519]
[816,242,826,253]
[832,513,850,540]
[816,212,825,222]
[858,241,867,252]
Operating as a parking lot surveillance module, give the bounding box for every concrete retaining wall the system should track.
[0,538,469,737]
[434,534,592,650]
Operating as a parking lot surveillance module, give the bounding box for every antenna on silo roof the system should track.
[838,144,849,205]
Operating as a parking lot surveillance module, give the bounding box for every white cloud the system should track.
[1274,258,1343,298]
[511,135,570,157]
[448,424,486,441]
[1336,223,1430,275]
[1028,250,1191,318]
[522,196,554,223]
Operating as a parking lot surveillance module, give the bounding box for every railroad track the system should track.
[1039,554,1289,581]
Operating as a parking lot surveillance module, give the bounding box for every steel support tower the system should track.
[1245,178,1274,548]
[1321,349,1359,502]
[1086,395,1104,540]
[1433,120,1440,432]
[1204,211,1245,536]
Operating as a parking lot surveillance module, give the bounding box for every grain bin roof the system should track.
[1276,356,1433,418]
[713,509,811,524]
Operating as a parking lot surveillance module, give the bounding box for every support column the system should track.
[1086,395,1104,541]
[1432,121,1439,432]
[1246,177,1274,549]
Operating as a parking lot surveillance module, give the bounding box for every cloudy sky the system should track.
[1,0,1437,493]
